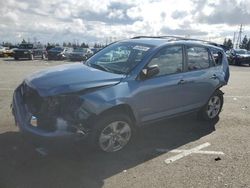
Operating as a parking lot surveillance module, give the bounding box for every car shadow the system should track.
[0,114,218,188]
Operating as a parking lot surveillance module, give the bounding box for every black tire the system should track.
[90,113,134,152]
[198,90,224,121]
[232,59,237,65]
[14,57,19,60]
[235,60,240,66]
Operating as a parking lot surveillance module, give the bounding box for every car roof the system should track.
[121,36,224,51]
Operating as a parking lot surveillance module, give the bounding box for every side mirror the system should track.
[141,65,159,79]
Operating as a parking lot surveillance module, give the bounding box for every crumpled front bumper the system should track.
[12,86,88,145]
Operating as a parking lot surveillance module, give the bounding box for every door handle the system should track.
[210,74,218,79]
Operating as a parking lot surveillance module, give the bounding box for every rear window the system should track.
[19,44,33,49]
[187,46,209,71]
[51,47,64,51]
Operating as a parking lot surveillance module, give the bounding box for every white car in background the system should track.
[0,46,7,57]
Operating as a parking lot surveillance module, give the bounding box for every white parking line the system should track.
[0,88,14,91]
[224,96,250,98]
[162,142,224,164]
[168,149,224,155]
[35,147,48,156]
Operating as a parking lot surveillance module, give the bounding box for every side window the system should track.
[187,46,209,71]
[210,48,223,66]
[147,46,183,77]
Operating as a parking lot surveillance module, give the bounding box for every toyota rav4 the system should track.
[12,36,230,152]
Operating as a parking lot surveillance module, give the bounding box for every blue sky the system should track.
[0,0,250,45]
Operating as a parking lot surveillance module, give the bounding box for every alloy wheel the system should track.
[99,121,131,152]
[207,96,221,119]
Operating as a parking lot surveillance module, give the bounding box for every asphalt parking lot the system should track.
[0,57,249,188]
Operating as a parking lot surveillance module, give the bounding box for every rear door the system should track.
[179,45,220,109]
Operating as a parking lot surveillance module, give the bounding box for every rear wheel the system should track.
[91,114,134,152]
[14,57,19,60]
[198,90,224,121]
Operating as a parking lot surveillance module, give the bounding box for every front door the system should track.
[133,45,187,122]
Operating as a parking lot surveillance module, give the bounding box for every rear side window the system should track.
[187,46,209,71]
[210,48,223,66]
[147,46,183,77]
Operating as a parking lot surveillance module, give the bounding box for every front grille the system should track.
[15,51,30,58]
[48,52,60,59]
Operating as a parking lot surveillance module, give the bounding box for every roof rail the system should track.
[131,35,228,50]
[132,35,210,42]
[131,35,184,39]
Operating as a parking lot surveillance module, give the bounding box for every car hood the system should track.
[25,63,125,97]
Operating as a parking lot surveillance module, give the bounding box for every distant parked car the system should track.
[229,49,250,66]
[7,46,19,57]
[68,48,93,61]
[0,46,7,57]
[90,48,102,54]
[13,43,46,60]
[47,47,72,60]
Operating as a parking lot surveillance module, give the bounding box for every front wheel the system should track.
[198,90,224,121]
[91,114,134,152]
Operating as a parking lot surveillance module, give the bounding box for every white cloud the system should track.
[0,0,249,45]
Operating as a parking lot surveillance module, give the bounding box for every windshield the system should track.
[50,47,64,52]
[73,48,86,52]
[86,42,153,74]
[19,44,33,49]
[235,49,247,54]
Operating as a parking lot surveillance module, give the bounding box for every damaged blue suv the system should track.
[12,36,230,152]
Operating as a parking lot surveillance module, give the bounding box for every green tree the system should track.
[247,39,250,50]
[240,35,248,49]
[223,38,227,46]
[226,39,233,49]
[223,38,233,49]
[80,42,89,48]
[21,39,27,44]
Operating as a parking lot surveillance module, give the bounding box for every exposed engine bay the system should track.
[20,82,91,135]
